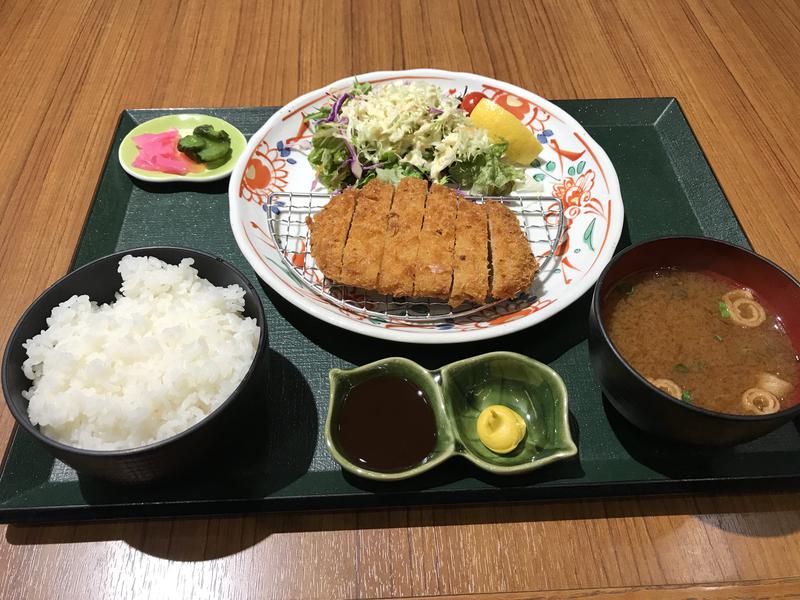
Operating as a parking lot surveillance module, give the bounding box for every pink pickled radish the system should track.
[132,129,204,175]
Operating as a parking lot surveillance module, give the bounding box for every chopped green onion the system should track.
[617,282,635,296]
[714,335,724,342]
[681,390,693,403]
[674,363,689,373]
[718,300,731,319]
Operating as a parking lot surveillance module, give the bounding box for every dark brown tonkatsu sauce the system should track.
[336,375,437,472]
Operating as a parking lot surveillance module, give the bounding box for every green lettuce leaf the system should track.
[307,124,352,190]
[447,142,524,195]
[303,105,331,123]
[350,80,372,96]
[375,161,424,185]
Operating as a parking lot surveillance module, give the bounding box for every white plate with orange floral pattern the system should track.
[228,69,623,344]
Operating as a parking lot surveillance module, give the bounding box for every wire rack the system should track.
[266,191,565,324]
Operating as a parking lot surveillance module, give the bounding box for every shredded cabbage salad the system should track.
[304,81,525,195]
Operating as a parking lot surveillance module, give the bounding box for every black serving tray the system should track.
[3,100,798,524]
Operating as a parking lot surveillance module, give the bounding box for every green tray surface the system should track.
[2,100,798,523]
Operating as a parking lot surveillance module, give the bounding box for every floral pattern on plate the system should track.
[228,69,623,344]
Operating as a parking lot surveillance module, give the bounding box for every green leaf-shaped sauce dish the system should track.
[325,352,577,481]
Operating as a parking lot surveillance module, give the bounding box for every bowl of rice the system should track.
[2,246,268,483]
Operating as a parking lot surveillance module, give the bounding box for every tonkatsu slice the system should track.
[340,179,394,289]
[306,188,357,281]
[306,178,538,306]
[413,184,457,299]
[486,202,539,300]
[376,177,428,297]
[450,199,489,306]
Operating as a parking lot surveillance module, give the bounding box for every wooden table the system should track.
[2,0,800,598]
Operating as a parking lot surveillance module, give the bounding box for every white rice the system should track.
[21,255,260,451]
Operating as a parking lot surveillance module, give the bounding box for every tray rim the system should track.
[3,475,800,525]
[1,98,782,525]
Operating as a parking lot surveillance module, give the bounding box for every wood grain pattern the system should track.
[2,0,800,598]
[420,576,800,599]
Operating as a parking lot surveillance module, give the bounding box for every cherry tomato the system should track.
[460,91,487,115]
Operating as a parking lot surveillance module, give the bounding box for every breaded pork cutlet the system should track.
[449,198,489,306]
[376,177,427,297]
[340,179,395,289]
[306,188,357,281]
[413,184,457,298]
[307,178,539,305]
[486,202,539,300]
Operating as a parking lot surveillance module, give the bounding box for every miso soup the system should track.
[602,269,799,416]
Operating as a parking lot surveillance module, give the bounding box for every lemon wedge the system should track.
[469,98,543,165]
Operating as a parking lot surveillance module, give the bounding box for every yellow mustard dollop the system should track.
[476,405,526,454]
